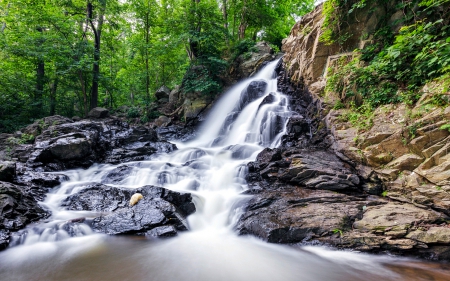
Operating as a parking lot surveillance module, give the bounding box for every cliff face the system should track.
[277,1,450,259]
[282,2,386,87]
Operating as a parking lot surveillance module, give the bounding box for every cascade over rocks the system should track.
[61,184,195,237]
[0,115,184,248]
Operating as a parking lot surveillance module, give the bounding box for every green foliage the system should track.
[338,102,374,131]
[0,0,314,132]
[127,107,141,118]
[231,39,257,60]
[440,124,450,132]
[332,228,343,237]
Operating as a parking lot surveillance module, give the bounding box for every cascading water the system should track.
[0,60,448,281]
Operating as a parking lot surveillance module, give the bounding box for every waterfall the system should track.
[0,59,433,281]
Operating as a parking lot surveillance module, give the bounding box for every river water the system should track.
[1,60,450,280]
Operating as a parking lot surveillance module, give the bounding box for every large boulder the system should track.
[0,181,49,249]
[0,161,15,182]
[155,86,171,101]
[88,107,109,119]
[236,80,268,110]
[61,184,195,237]
[237,188,369,243]
[230,41,276,81]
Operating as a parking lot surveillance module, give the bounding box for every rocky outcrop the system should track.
[229,41,277,82]
[13,118,175,170]
[282,2,387,87]
[0,181,49,249]
[61,184,195,237]
[260,0,450,260]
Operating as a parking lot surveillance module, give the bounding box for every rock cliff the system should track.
[239,2,450,260]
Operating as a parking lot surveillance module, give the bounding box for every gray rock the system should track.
[155,86,171,100]
[0,161,16,182]
[88,107,109,118]
[61,184,195,236]
[0,181,49,249]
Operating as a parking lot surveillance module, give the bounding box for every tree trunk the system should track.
[238,1,247,40]
[88,0,106,110]
[222,0,228,29]
[145,9,150,107]
[35,26,45,117]
[49,77,58,115]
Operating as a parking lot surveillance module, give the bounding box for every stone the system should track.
[407,227,450,244]
[237,80,268,110]
[0,181,49,249]
[237,188,368,243]
[169,85,181,105]
[353,203,442,233]
[155,85,171,100]
[0,161,15,182]
[88,107,109,118]
[387,153,424,171]
[49,137,92,160]
[61,184,195,236]
[155,116,172,127]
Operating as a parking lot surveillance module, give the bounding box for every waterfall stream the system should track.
[0,60,449,281]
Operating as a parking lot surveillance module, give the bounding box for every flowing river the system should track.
[1,60,450,280]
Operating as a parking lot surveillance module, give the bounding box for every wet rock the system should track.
[285,115,310,138]
[101,165,135,185]
[22,115,73,137]
[155,124,196,142]
[61,184,195,236]
[258,93,276,109]
[0,161,16,182]
[237,188,368,243]
[0,181,49,249]
[237,80,267,110]
[146,225,177,238]
[407,227,450,244]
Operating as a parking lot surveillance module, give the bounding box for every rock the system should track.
[22,115,73,137]
[237,188,368,243]
[407,227,450,244]
[101,165,135,185]
[0,181,49,249]
[146,225,177,238]
[0,161,15,182]
[387,153,424,171]
[237,80,268,110]
[169,85,181,105]
[230,41,275,81]
[129,193,144,206]
[61,184,195,236]
[155,86,171,100]
[88,107,109,119]
[155,116,172,127]
[20,118,172,170]
[353,203,443,234]
[49,137,92,160]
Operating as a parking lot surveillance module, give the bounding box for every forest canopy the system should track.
[0,0,313,132]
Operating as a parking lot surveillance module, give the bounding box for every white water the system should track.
[0,60,448,281]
